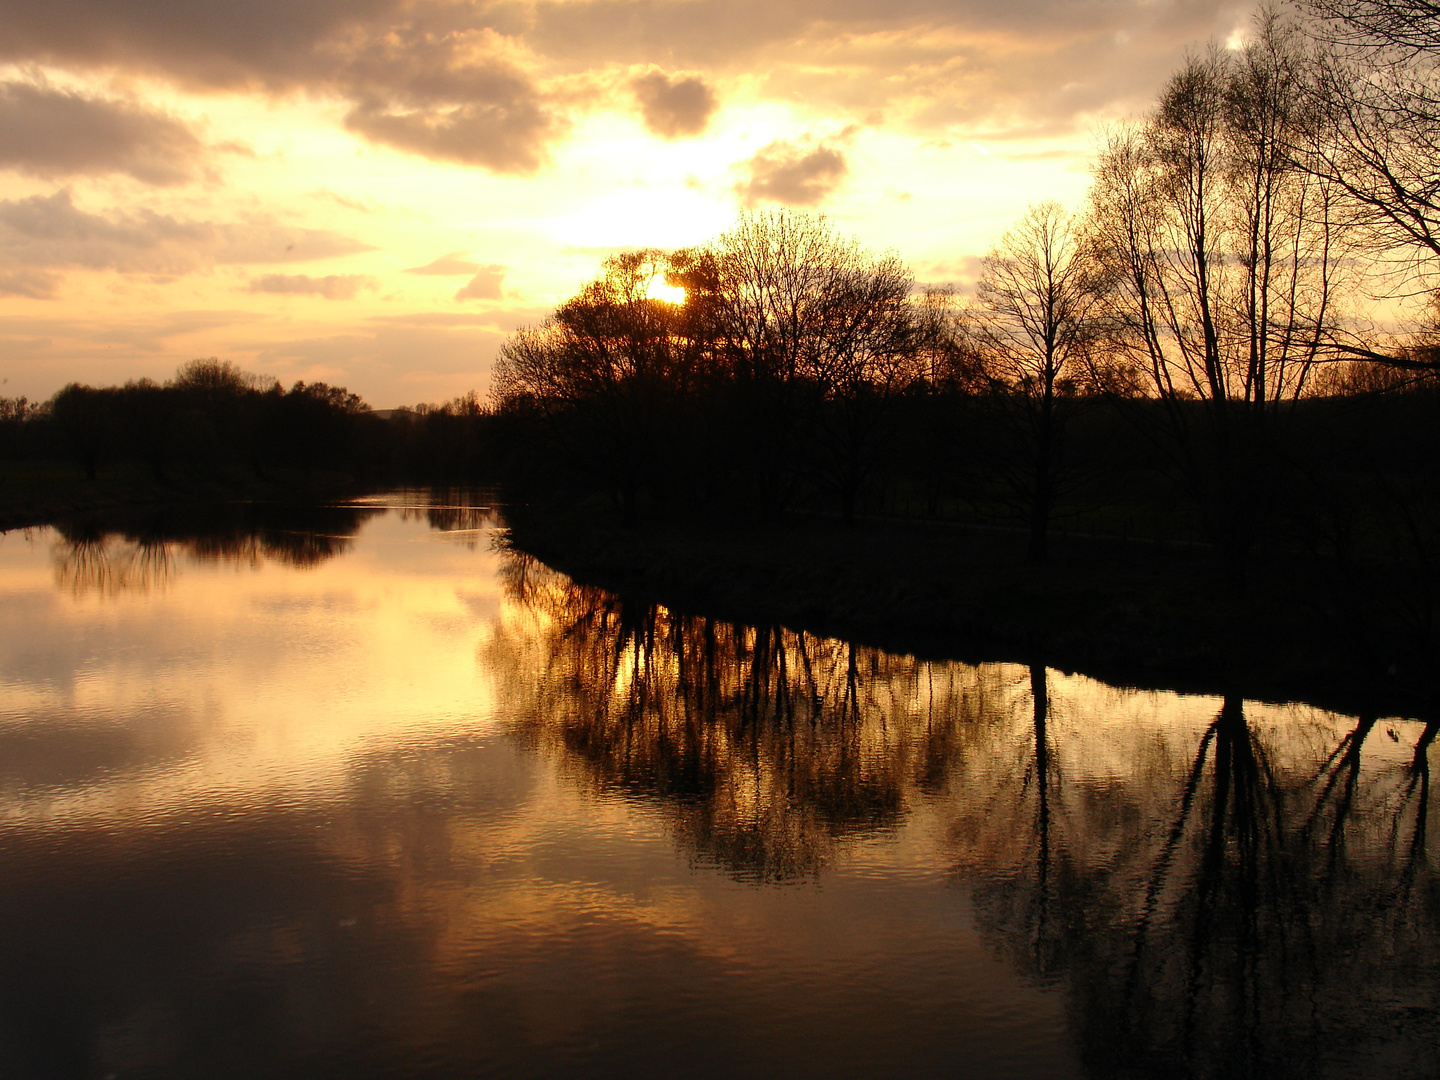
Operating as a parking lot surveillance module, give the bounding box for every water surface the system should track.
[0,493,1435,1078]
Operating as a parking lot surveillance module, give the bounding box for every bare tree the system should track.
[911,287,975,389]
[707,210,921,519]
[1305,0,1440,50]
[972,201,1105,561]
[1299,5,1440,253]
[806,249,922,521]
[1090,15,1350,576]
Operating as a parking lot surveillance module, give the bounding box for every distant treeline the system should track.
[0,359,495,485]
[488,214,1440,574]
[490,5,1440,594]
[485,205,1440,689]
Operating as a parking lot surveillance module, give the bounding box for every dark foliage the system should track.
[3,360,500,488]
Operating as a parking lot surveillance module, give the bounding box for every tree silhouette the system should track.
[1089,16,1349,579]
[971,201,1106,560]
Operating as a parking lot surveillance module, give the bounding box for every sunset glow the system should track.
[645,279,687,305]
[0,2,1275,408]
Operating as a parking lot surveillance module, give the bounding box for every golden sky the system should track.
[0,0,1258,408]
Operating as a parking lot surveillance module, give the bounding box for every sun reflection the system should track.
[645,278,686,305]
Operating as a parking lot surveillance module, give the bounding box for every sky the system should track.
[0,0,1259,409]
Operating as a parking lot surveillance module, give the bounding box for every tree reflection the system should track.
[53,532,178,597]
[1091,695,1293,1077]
[396,488,498,538]
[486,556,998,881]
[974,693,1440,1078]
[51,503,385,595]
[490,553,1440,1074]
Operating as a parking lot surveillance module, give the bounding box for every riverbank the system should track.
[0,467,368,533]
[6,475,1426,716]
[504,500,1431,718]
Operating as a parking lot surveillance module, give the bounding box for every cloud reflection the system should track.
[490,551,1440,1074]
[0,504,1435,1077]
[49,502,386,597]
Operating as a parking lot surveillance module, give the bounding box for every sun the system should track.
[645,278,687,304]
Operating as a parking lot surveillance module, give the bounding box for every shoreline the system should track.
[0,472,370,534]
[6,479,1428,718]
[503,501,1432,720]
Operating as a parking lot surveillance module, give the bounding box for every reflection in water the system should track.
[394,488,499,539]
[488,552,970,880]
[489,553,1440,1077]
[54,534,179,596]
[51,502,385,595]
[1046,696,1440,1079]
[2,500,1438,1078]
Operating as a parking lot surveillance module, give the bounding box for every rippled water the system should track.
[0,491,1435,1079]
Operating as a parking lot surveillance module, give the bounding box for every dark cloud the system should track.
[0,0,1251,172]
[0,267,60,298]
[632,70,717,138]
[338,33,561,172]
[455,266,506,301]
[528,0,1244,67]
[247,274,375,300]
[0,0,561,173]
[0,81,205,185]
[0,0,400,89]
[0,190,371,288]
[344,97,556,174]
[736,139,848,207]
[0,190,214,275]
[406,252,482,276]
[529,0,1252,136]
[528,0,799,67]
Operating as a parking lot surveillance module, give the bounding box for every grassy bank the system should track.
[504,500,1432,718]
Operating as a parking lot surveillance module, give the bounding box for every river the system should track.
[0,490,1434,1078]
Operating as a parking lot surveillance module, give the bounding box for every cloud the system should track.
[0,0,563,174]
[308,188,373,213]
[0,80,205,185]
[0,307,507,403]
[455,265,506,301]
[527,0,1252,138]
[0,309,263,370]
[632,70,717,138]
[918,254,985,291]
[344,100,557,174]
[0,0,1250,175]
[0,267,60,298]
[247,274,376,300]
[370,312,495,326]
[82,310,265,351]
[0,0,402,90]
[406,251,482,276]
[0,190,372,288]
[340,43,562,173]
[736,139,848,207]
